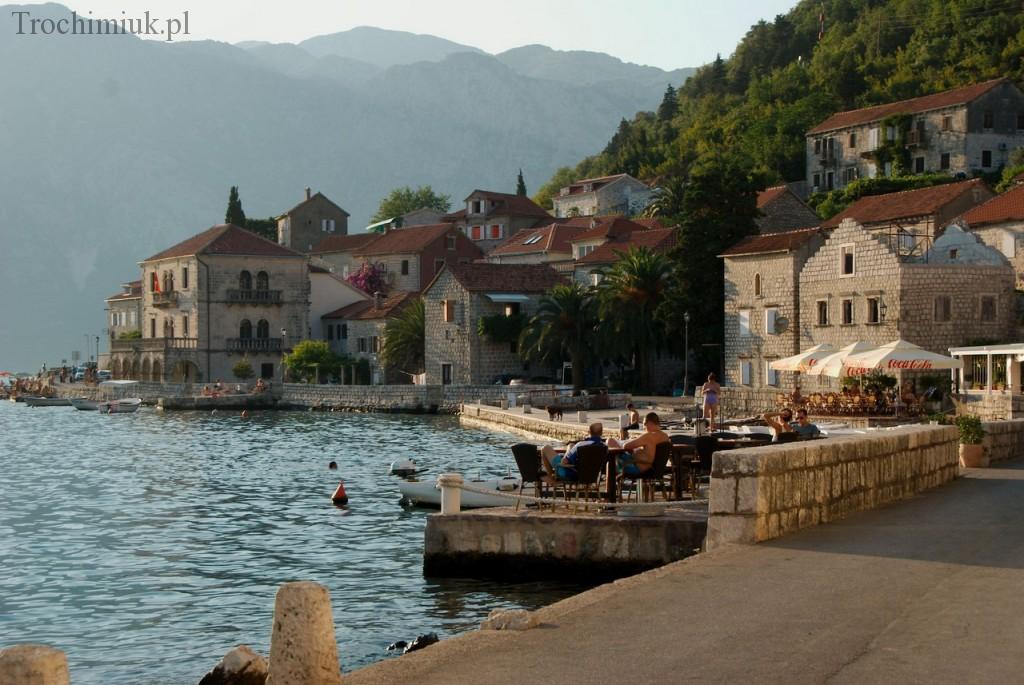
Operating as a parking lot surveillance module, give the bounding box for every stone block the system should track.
[480,534,502,554]
[0,645,69,685]
[709,477,737,514]
[735,476,760,514]
[706,514,758,548]
[267,582,342,685]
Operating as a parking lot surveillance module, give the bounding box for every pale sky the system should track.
[52,0,798,70]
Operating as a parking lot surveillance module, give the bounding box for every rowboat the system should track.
[98,398,143,414]
[23,396,72,407]
[398,475,521,509]
[70,398,100,411]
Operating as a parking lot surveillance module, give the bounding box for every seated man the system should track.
[762,408,796,440]
[624,403,641,431]
[540,422,611,482]
[620,412,670,477]
[790,408,821,438]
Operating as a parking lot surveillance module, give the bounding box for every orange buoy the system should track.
[331,480,349,506]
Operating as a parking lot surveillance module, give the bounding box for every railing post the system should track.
[438,473,463,514]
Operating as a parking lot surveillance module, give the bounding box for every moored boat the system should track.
[23,396,72,407]
[70,398,100,411]
[398,475,521,509]
[98,398,143,414]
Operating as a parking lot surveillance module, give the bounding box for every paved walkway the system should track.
[346,461,1024,684]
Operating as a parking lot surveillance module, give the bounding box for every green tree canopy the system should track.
[225,186,246,227]
[232,358,254,380]
[532,166,578,210]
[371,185,451,226]
[518,282,598,391]
[283,340,343,383]
[380,298,425,376]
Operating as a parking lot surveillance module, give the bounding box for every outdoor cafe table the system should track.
[552,444,701,502]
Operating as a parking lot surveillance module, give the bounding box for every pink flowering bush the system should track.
[346,262,386,294]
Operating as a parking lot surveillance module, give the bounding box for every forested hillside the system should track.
[535,0,1024,206]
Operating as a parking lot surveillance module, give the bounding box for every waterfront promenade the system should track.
[347,460,1024,684]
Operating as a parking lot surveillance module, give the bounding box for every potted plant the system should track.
[955,414,987,468]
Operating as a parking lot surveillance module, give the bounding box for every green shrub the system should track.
[954,414,985,445]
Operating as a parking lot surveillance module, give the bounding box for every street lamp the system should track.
[683,311,691,396]
[879,301,889,322]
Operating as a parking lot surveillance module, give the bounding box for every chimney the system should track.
[374,291,384,310]
[305,187,312,201]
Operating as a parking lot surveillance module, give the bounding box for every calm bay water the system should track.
[0,401,586,684]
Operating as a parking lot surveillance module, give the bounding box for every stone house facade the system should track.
[401,207,445,227]
[422,263,564,385]
[552,173,655,218]
[310,233,380,279]
[485,221,585,266]
[308,265,368,341]
[721,229,827,392]
[353,223,483,293]
[109,224,309,384]
[961,181,1024,287]
[444,190,553,253]
[806,78,1024,192]
[756,185,820,234]
[821,178,992,256]
[277,188,350,253]
[105,280,142,342]
[322,292,418,384]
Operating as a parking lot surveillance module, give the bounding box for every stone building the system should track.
[806,78,1024,192]
[573,227,676,286]
[109,224,310,383]
[321,291,419,384]
[486,221,586,266]
[567,216,654,264]
[821,178,992,256]
[720,228,827,392]
[444,190,553,253]
[401,207,445,227]
[552,173,655,218]
[308,264,368,341]
[277,188,350,253]
[422,263,564,385]
[353,223,483,293]
[961,181,1024,287]
[105,280,142,342]
[310,233,380,279]
[756,185,820,234]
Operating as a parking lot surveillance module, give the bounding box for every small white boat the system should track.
[398,475,521,509]
[70,398,100,411]
[98,398,143,414]
[23,396,72,407]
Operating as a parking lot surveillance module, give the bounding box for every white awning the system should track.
[363,217,395,232]
[485,294,530,303]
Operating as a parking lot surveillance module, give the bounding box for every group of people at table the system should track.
[536,401,822,489]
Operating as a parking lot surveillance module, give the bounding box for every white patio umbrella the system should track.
[844,339,963,375]
[769,343,836,372]
[804,341,877,378]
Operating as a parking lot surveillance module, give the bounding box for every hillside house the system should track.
[321,291,419,384]
[353,223,482,293]
[277,188,351,253]
[552,173,655,218]
[444,190,552,253]
[486,221,587,267]
[961,181,1024,287]
[573,227,676,286]
[756,185,820,234]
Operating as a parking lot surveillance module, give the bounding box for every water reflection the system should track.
[0,403,588,684]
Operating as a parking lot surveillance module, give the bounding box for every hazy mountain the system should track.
[497,44,694,87]
[0,4,689,370]
[299,26,483,67]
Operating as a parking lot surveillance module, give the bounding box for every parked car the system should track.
[97,370,112,381]
[491,374,526,385]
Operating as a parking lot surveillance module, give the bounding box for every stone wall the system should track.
[955,392,1020,421]
[460,403,630,442]
[706,425,959,548]
[981,418,1024,464]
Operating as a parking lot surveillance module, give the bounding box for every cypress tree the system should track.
[225,186,246,227]
[516,169,527,196]
[657,84,678,121]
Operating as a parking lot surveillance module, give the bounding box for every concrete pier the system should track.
[424,506,707,581]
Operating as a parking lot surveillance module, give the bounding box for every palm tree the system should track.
[595,246,673,393]
[519,282,598,392]
[642,176,684,219]
[380,298,425,378]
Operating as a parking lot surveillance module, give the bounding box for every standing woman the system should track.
[701,373,721,428]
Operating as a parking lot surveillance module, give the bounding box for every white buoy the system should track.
[389,458,418,477]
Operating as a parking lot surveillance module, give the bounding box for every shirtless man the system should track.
[620,412,670,476]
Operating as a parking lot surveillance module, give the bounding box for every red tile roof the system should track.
[311,233,380,254]
[489,223,587,257]
[322,292,417,320]
[808,78,1009,134]
[632,217,666,230]
[757,185,790,208]
[560,174,636,197]
[355,224,467,256]
[143,224,302,262]
[451,191,553,219]
[577,228,676,264]
[442,263,565,293]
[719,227,824,257]
[571,216,651,243]
[821,179,988,228]
[961,182,1024,227]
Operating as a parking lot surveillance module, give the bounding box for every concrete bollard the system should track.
[0,644,70,685]
[266,582,342,685]
[577,410,588,424]
[438,473,463,515]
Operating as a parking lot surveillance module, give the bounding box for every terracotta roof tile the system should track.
[719,227,823,257]
[961,183,1024,227]
[808,78,1009,134]
[356,224,469,256]
[311,233,380,254]
[322,292,417,320]
[451,191,553,219]
[443,263,565,292]
[576,228,676,264]
[143,224,302,262]
[489,223,587,257]
[280,191,350,217]
[571,216,650,243]
[821,179,988,228]
[757,185,790,208]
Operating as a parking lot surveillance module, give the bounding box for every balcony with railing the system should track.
[152,291,179,307]
[227,289,282,304]
[905,129,927,148]
[110,337,198,354]
[227,337,282,353]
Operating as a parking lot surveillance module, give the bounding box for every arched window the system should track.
[239,319,252,339]
[256,320,270,339]
[256,271,269,291]
[239,270,252,290]
[754,273,762,297]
